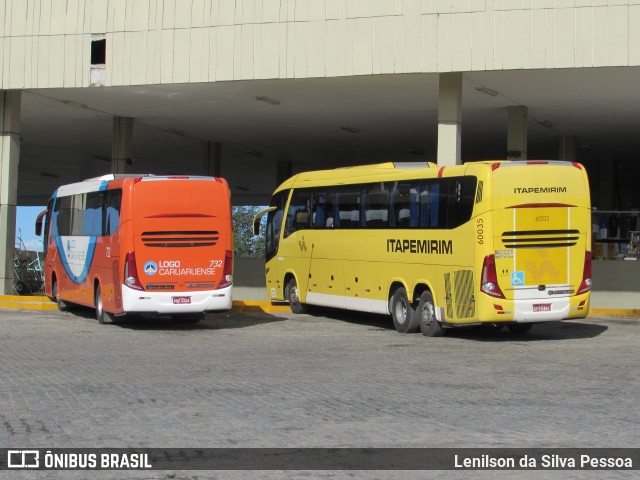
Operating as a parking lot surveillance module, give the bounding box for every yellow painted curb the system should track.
[588,308,640,319]
[0,295,290,313]
[0,295,58,311]
[231,301,291,313]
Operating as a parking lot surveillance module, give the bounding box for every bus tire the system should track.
[52,279,69,312]
[416,290,445,337]
[507,323,532,334]
[390,287,419,333]
[285,277,308,314]
[95,285,115,325]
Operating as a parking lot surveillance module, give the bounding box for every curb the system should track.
[587,308,640,319]
[0,295,291,313]
[0,296,637,318]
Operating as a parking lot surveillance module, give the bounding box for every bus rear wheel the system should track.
[285,277,308,314]
[95,285,115,325]
[390,287,419,333]
[416,290,445,337]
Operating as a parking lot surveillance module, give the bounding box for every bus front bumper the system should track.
[121,285,233,314]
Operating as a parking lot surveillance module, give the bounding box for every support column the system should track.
[506,106,528,160]
[437,72,463,166]
[276,160,292,185]
[203,141,222,177]
[111,117,134,174]
[559,135,577,161]
[0,91,21,294]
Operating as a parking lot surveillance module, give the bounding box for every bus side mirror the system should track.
[252,207,276,236]
[35,209,48,236]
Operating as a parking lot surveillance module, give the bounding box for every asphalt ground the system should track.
[0,307,638,480]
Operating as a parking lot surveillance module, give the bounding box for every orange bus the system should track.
[35,174,233,324]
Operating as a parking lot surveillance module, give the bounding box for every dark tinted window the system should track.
[335,185,362,228]
[363,184,389,228]
[278,176,477,233]
[266,190,289,261]
[284,189,311,238]
[52,188,123,238]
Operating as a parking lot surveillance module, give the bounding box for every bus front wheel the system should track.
[95,285,115,325]
[52,279,69,312]
[285,277,308,314]
[390,287,419,333]
[416,290,445,337]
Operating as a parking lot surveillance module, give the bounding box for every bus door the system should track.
[277,189,313,303]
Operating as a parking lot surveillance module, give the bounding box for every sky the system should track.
[16,206,45,252]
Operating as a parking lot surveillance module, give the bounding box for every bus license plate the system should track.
[533,303,551,312]
[172,296,191,305]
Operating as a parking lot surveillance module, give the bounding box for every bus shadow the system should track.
[443,321,608,342]
[306,307,396,331]
[307,308,608,341]
[64,307,287,331]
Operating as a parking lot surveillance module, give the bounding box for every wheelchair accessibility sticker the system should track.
[511,271,525,286]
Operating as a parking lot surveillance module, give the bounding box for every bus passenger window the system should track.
[336,187,361,229]
[312,192,335,229]
[391,183,419,228]
[104,190,122,236]
[448,177,477,228]
[364,186,389,228]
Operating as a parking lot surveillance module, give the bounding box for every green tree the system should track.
[232,206,266,258]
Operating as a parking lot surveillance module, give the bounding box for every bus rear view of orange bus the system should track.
[36,174,233,324]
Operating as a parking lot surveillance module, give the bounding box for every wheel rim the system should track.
[289,284,299,305]
[394,297,408,325]
[53,282,58,301]
[420,301,435,327]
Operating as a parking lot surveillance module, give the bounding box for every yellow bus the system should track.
[254,161,592,335]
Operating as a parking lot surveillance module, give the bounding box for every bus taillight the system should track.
[217,250,233,289]
[124,252,144,291]
[481,254,505,298]
[577,251,592,295]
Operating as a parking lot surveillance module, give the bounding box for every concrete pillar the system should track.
[437,72,463,166]
[559,135,577,161]
[111,117,134,174]
[276,161,293,185]
[507,105,528,160]
[0,91,21,294]
[204,141,222,177]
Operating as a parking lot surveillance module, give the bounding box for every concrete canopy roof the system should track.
[17,66,640,206]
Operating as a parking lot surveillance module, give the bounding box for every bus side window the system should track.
[391,182,418,228]
[84,192,103,236]
[336,187,361,229]
[284,189,310,238]
[104,189,122,236]
[364,185,389,228]
[448,177,477,228]
[55,196,72,236]
[312,191,335,229]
